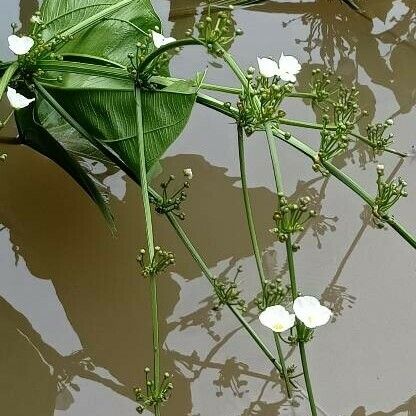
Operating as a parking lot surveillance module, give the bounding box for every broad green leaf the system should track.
[14,103,115,230]
[43,75,198,175]
[38,0,161,66]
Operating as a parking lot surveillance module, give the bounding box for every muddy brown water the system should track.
[1,1,416,415]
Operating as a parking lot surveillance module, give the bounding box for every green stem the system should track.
[279,119,407,158]
[287,92,317,99]
[237,124,292,398]
[349,132,408,158]
[237,126,267,288]
[190,91,416,250]
[264,122,284,192]
[164,210,285,374]
[274,332,292,398]
[135,87,160,413]
[264,122,318,416]
[299,342,318,416]
[138,38,202,74]
[200,83,241,94]
[37,60,129,80]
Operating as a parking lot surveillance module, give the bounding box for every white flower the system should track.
[257,57,279,78]
[7,87,35,109]
[183,168,193,180]
[276,53,301,83]
[8,35,34,55]
[259,305,296,333]
[293,296,331,329]
[151,30,176,49]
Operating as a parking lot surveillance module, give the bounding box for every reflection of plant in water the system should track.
[2,1,416,416]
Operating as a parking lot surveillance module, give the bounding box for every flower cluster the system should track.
[372,164,408,227]
[254,278,290,311]
[212,266,246,313]
[309,69,337,104]
[150,169,193,220]
[259,296,331,342]
[127,28,178,85]
[270,193,317,242]
[137,246,175,278]
[237,55,301,134]
[134,369,173,414]
[193,5,242,57]
[366,119,394,153]
[312,115,351,175]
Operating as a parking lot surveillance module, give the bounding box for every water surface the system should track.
[1,1,416,415]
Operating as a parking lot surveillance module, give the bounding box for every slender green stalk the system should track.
[237,126,267,288]
[138,38,202,74]
[287,92,317,99]
[237,124,292,397]
[135,87,160,416]
[37,60,129,80]
[164,210,286,374]
[189,90,416,250]
[279,118,407,158]
[264,122,318,416]
[274,333,292,398]
[349,131,407,158]
[200,83,241,95]
[299,342,318,415]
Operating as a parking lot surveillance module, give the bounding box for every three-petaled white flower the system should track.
[183,168,193,180]
[257,53,301,83]
[8,35,34,55]
[151,30,176,49]
[293,296,331,329]
[7,87,35,109]
[259,305,296,333]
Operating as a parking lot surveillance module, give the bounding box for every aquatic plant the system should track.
[0,0,414,415]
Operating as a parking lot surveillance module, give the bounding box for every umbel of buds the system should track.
[150,171,192,220]
[270,193,317,242]
[195,5,243,57]
[254,278,290,311]
[366,119,394,153]
[134,368,173,413]
[212,265,246,312]
[137,246,175,278]
[373,164,408,227]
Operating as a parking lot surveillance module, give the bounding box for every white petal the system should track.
[257,57,279,78]
[151,30,176,48]
[293,296,331,329]
[7,87,35,109]
[8,35,34,55]
[279,72,297,83]
[313,305,332,327]
[259,305,295,332]
[278,53,301,75]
